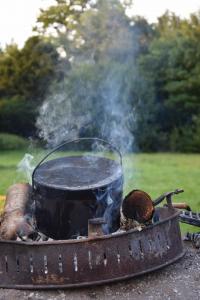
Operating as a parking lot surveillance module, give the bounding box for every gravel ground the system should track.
[0,242,199,300]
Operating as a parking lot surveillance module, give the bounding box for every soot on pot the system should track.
[32,139,123,240]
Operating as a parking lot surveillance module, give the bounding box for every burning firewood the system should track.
[120,213,145,231]
[119,189,152,231]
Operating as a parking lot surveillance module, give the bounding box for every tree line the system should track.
[0,0,200,152]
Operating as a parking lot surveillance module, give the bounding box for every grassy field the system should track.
[0,150,200,232]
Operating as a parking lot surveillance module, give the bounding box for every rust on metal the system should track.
[88,218,106,238]
[31,274,66,284]
[0,206,184,289]
[122,189,184,223]
[122,190,154,223]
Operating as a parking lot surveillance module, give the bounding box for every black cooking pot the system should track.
[32,138,123,239]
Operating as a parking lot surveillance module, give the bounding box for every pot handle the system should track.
[32,137,122,189]
[170,203,191,211]
[153,189,184,209]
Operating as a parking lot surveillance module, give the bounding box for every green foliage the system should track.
[0,44,21,98]
[77,0,130,61]
[34,0,144,62]
[137,11,200,151]
[35,0,90,34]
[0,36,60,136]
[1,2,200,152]
[0,97,36,136]
[19,36,59,101]
[0,36,59,101]
[169,115,200,152]
[37,0,138,149]
[34,0,93,59]
[0,133,28,150]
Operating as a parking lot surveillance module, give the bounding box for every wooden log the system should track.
[0,183,33,240]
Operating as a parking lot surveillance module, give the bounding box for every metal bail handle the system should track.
[32,137,122,189]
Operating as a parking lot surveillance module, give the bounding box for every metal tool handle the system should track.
[170,203,191,211]
[153,189,184,209]
[32,137,122,188]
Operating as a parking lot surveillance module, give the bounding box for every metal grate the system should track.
[180,210,200,227]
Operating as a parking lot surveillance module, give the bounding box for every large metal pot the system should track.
[32,138,123,240]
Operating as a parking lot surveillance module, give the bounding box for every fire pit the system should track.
[0,138,185,289]
[0,198,184,289]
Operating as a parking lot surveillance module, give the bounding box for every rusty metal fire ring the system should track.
[0,207,184,289]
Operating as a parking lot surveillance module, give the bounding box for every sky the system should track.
[0,0,200,48]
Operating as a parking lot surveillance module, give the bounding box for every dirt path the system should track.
[0,242,199,300]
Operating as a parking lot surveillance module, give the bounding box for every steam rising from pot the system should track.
[36,1,139,152]
[17,153,35,183]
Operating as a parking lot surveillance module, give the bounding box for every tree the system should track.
[0,36,60,136]
[138,11,200,151]
[35,0,90,35]
[0,44,21,98]
[34,0,93,60]
[0,97,36,137]
[37,0,141,151]
[0,36,59,102]
[34,0,137,60]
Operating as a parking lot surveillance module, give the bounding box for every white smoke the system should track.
[36,0,138,152]
[17,154,35,183]
[37,89,92,147]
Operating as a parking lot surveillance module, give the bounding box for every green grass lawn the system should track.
[0,150,200,232]
[0,150,29,194]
